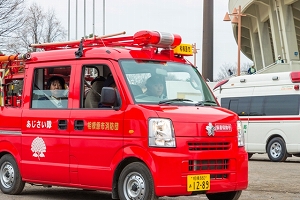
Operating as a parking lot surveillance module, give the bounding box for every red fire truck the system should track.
[0,30,248,200]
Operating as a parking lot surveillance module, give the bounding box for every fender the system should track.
[110,145,157,184]
[110,145,156,173]
[122,145,156,172]
[265,129,287,144]
[0,140,22,171]
[265,129,288,151]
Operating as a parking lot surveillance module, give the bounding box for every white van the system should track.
[213,71,300,162]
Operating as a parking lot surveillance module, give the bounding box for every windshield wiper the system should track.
[158,98,193,105]
[195,100,217,106]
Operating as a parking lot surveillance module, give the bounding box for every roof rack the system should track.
[29,30,184,51]
[29,31,133,51]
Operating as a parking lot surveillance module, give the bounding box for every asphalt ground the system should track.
[1,154,300,200]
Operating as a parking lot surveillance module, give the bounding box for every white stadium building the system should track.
[228,0,300,73]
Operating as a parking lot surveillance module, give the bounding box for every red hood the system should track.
[139,105,238,137]
[139,104,237,122]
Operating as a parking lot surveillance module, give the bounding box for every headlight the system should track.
[237,120,245,147]
[148,118,176,147]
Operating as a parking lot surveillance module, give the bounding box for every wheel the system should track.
[267,137,287,162]
[118,162,157,200]
[248,153,253,159]
[206,190,242,200]
[0,154,25,194]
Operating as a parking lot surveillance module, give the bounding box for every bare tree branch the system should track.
[0,0,26,51]
[43,8,66,43]
[215,62,252,81]
[4,2,66,53]
[0,0,26,37]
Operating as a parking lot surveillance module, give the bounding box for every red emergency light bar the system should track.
[133,30,181,48]
[30,30,182,50]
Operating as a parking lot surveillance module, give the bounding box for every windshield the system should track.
[120,60,217,106]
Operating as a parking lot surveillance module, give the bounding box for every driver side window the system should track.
[31,66,70,109]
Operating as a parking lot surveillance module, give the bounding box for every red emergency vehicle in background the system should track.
[0,30,248,200]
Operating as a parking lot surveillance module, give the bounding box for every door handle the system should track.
[74,120,84,130]
[58,120,67,130]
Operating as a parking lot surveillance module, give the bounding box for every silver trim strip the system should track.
[0,130,22,135]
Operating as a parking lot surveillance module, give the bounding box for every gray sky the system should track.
[28,0,252,79]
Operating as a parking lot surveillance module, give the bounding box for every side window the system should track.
[223,95,300,116]
[228,99,238,113]
[220,98,230,109]
[3,79,23,107]
[264,95,299,116]
[249,96,264,116]
[236,97,250,116]
[223,97,250,116]
[31,66,71,109]
[82,64,118,109]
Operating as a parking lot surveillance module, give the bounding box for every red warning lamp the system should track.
[133,30,181,48]
[290,71,300,83]
[213,79,229,90]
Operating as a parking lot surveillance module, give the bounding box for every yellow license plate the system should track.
[187,174,210,191]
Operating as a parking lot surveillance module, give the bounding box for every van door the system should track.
[69,61,124,187]
[222,97,250,150]
[21,63,73,183]
[246,96,265,152]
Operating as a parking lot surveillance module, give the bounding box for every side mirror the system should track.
[100,87,116,106]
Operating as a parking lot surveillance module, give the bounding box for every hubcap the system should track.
[123,172,146,200]
[270,142,282,158]
[0,162,15,189]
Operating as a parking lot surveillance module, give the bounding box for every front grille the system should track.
[188,159,229,171]
[188,159,229,180]
[210,174,228,179]
[188,142,231,151]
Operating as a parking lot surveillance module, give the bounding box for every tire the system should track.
[267,137,287,162]
[0,154,25,194]
[118,162,157,200]
[206,190,242,200]
[248,153,253,159]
